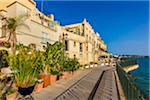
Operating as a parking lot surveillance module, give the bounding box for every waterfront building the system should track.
[61,19,108,65]
[0,0,109,65]
[0,0,61,50]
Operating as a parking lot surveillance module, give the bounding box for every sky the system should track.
[34,0,149,56]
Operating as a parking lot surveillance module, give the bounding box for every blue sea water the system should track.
[129,58,149,99]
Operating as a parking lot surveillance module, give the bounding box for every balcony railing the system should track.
[116,62,145,100]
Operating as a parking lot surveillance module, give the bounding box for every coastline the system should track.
[123,64,139,73]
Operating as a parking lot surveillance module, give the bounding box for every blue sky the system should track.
[34,1,149,56]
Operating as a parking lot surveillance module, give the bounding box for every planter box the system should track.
[6,93,17,100]
[49,75,57,85]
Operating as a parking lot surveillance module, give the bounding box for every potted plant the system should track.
[60,58,80,79]
[40,42,64,87]
[69,58,80,75]
[8,48,42,96]
[34,79,44,92]
[0,50,9,69]
[49,68,62,85]
[90,62,94,68]
[6,88,17,100]
[94,62,98,67]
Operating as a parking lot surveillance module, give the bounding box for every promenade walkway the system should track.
[32,65,124,100]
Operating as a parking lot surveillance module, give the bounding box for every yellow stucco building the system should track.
[60,19,108,65]
[0,0,61,50]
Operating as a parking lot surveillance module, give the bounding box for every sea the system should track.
[128,58,149,99]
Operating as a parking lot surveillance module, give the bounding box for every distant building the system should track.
[60,19,108,65]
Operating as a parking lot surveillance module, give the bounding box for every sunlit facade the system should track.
[0,0,61,50]
[61,19,108,65]
[0,0,109,65]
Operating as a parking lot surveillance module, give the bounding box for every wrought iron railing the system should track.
[116,62,145,100]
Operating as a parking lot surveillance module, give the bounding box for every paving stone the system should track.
[32,66,121,100]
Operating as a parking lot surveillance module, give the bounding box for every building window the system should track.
[76,29,80,35]
[65,40,69,51]
[80,53,83,57]
[29,43,36,49]
[86,46,88,51]
[66,53,69,57]
[74,41,76,47]
[82,23,85,36]
[48,21,54,28]
[42,32,48,43]
[80,43,83,52]
[74,54,76,59]
[99,44,101,49]
[41,19,44,25]
[86,35,88,38]
[1,25,6,37]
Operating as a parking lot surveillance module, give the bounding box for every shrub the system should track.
[8,48,43,87]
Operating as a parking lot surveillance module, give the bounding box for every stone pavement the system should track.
[93,68,119,100]
[32,65,123,100]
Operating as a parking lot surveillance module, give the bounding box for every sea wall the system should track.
[123,64,139,73]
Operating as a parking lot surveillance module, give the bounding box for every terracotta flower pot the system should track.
[35,82,44,92]
[40,74,50,88]
[62,72,69,79]
[73,70,78,75]
[68,71,72,77]
[49,75,57,85]
[6,93,17,100]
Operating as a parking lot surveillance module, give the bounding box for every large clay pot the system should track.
[68,71,72,77]
[18,85,35,96]
[62,72,69,79]
[40,74,50,88]
[49,75,57,85]
[35,81,44,92]
[6,93,17,100]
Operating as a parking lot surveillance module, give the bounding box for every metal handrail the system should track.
[116,62,145,100]
[119,60,138,68]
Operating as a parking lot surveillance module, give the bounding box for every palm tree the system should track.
[0,13,29,54]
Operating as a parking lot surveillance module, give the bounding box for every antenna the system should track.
[41,0,43,12]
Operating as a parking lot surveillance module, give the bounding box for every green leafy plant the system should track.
[43,41,65,75]
[50,69,61,75]
[8,48,43,87]
[16,43,29,50]
[59,57,80,72]
[0,50,9,69]
[6,88,16,95]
